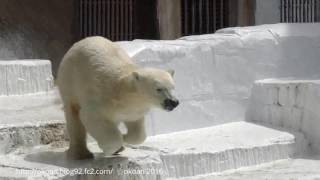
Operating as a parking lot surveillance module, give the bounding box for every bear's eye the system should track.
[156,88,164,93]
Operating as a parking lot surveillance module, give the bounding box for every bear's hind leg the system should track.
[80,108,124,156]
[65,103,94,160]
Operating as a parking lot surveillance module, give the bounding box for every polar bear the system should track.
[57,36,179,160]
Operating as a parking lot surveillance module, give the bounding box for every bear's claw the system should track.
[113,146,125,155]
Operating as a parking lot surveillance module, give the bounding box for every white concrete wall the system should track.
[118,24,320,135]
[255,0,281,25]
[246,79,320,152]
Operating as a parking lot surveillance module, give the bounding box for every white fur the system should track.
[57,36,175,159]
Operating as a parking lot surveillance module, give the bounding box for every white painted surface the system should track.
[0,122,295,179]
[0,60,54,96]
[246,79,320,152]
[143,122,295,178]
[118,23,320,135]
[174,156,320,180]
[0,89,62,126]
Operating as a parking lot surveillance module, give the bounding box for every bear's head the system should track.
[131,68,179,111]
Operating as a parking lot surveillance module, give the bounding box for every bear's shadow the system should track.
[24,151,129,169]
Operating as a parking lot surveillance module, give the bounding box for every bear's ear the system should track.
[132,71,140,81]
[167,69,175,77]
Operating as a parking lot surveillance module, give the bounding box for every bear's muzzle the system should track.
[163,98,179,111]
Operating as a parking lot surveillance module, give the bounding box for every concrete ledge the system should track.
[144,122,294,178]
[0,122,295,179]
[0,60,54,96]
[0,89,65,154]
[173,157,320,180]
[246,79,320,152]
[0,121,66,154]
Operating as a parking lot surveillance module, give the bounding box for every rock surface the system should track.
[0,122,295,180]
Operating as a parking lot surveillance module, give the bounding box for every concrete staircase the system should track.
[0,119,296,180]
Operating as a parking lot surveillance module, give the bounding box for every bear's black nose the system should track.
[164,98,179,111]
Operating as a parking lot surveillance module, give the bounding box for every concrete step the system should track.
[0,60,54,96]
[246,79,320,152]
[0,89,66,154]
[0,122,295,180]
[174,155,320,180]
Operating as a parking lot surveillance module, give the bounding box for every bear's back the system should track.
[57,36,137,103]
[66,36,133,72]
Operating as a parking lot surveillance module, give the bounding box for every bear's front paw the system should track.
[124,133,146,145]
[66,148,94,160]
[99,141,123,156]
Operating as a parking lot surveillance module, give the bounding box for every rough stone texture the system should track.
[0,60,54,95]
[0,122,295,180]
[0,121,66,154]
[246,79,320,153]
[0,89,65,154]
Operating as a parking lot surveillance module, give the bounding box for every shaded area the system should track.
[0,0,76,75]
